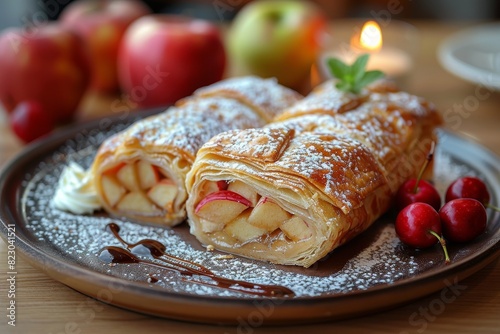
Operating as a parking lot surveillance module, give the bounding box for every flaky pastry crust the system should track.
[91,77,302,226]
[186,80,441,267]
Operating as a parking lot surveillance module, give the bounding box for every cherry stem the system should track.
[428,230,451,265]
[486,203,500,212]
[412,141,435,194]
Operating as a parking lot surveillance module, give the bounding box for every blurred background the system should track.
[1,0,499,144]
[1,0,500,29]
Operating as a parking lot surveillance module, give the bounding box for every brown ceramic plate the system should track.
[0,112,499,325]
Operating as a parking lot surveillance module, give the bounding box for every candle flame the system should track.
[359,21,382,51]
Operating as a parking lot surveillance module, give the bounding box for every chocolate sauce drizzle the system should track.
[99,223,295,297]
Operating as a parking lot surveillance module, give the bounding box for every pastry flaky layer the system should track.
[185,80,442,267]
[90,77,302,226]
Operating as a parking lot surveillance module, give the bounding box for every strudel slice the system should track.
[90,77,302,226]
[185,84,441,267]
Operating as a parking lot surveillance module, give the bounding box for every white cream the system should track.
[53,162,102,214]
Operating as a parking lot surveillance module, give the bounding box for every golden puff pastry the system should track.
[185,83,441,267]
[273,79,399,122]
[186,75,303,122]
[91,77,302,226]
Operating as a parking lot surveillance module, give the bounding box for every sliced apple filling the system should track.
[100,160,178,216]
[194,180,312,243]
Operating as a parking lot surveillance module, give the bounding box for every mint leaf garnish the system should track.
[326,54,385,94]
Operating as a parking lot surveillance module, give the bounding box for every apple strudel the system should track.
[185,81,441,267]
[90,76,302,226]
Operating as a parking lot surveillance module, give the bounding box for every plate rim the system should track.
[1,114,499,324]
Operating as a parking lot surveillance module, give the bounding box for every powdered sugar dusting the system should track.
[275,79,436,122]
[95,76,299,163]
[204,127,292,162]
[201,124,386,212]
[274,107,407,171]
[273,133,385,212]
[276,81,359,120]
[23,157,416,297]
[14,125,492,300]
[369,91,433,117]
[193,76,303,121]
[111,97,266,159]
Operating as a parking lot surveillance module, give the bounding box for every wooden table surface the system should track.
[1,20,499,334]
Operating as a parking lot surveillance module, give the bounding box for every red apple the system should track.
[117,15,226,108]
[0,24,89,122]
[60,0,151,94]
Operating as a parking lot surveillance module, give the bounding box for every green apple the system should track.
[228,0,326,90]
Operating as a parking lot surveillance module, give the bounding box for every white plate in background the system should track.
[438,22,500,89]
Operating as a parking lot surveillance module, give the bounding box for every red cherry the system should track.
[445,176,490,206]
[10,101,54,143]
[439,198,487,243]
[396,202,441,248]
[395,141,440,211]
[395,202,450,264]
[396,179,442,211]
